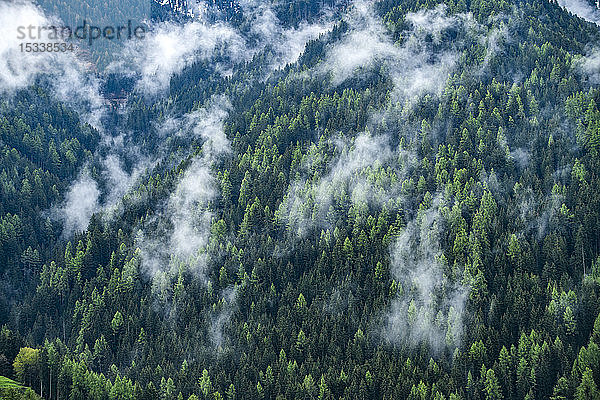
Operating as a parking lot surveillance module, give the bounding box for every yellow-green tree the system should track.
[12,348,40,388]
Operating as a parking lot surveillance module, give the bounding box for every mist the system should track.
[276,131,411,237]
[111,21,246,96]
[576,47,600,84]
[0,0,62,92]
[384,195,469,352]
[0,0,106,129]
[514,184,568,240]
[557,0,600,24]
[246,3,335,70]
[57,170,100,236]
[136,98,231,297]
[319,2,474,101]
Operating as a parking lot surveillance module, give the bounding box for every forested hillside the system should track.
[2,0,600,399]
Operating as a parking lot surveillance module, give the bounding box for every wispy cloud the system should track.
[110,21,246,96]
[136,97,231,296]
[319,3,474,101]
[557,0,600,25]
[0,0,106,128]
[276,131,415,237]
[383,195,469,352]
[247,4,334,70]
[57,170,100,236]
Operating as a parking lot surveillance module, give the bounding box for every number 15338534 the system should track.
[20,42,75,52]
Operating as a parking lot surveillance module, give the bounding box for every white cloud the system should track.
[276,131,415,237]
[58,171,100,236]
[0,0,106,129]
[320,3,473,101]
[384,195,469,352]
[111,21,246,96]
[137,98,231,295]
[557,0,600,24]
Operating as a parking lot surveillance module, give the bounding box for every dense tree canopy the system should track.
[2,0,600,399]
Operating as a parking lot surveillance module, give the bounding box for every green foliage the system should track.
[0,376,25,389]
[3,0,600,399]
[0,376,41,399]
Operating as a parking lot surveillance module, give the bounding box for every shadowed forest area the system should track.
[1,0,600,399]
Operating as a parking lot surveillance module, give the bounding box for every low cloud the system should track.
[276,131,413,237]
[0,0,106,128]
[101,153,149,210]
[136,98,231,296]
[57,170,100,236]
[53,151,150,237]
[111,21,246,96]
[557,0,600,25]
[576,47,600,84]
[515,184,568,240]
[0,0,60,92]
[209,286,238,349]
[319,3,474,101]
[248,4,334,70]
[384,195,469,352]
[109,0,337,96]
[510,147,531,169]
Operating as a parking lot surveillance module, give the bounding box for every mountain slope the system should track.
[2,0,600,399]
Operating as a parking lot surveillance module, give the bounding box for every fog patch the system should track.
[57,170,100,236]
[276,132,415,237]
[319,3,475,101]
[557,0,600,25]
[247,4,335,70]
[109,0,339,96]
[514,184,569,240]
[136,99,231,298]
[576,47,600,84]
[209,286,238,350]
[510,148,531,169]
[0,0,106,129]
[110,21,246,96]
[383,195,469,352]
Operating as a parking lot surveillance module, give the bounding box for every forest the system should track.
[2,0,600,398]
